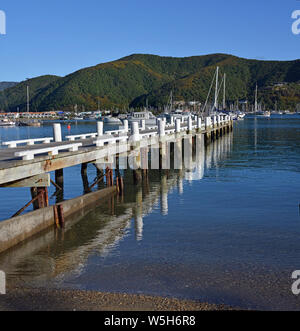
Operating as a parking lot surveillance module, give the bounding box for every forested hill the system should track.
[0,82,18,92]
[1,54,300,112]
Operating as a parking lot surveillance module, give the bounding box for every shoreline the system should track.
[0,287,234,311]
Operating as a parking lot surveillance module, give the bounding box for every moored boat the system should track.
[0,119,15,127]
[103,116,122,125]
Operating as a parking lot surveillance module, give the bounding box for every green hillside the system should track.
[0,75,60,112]
[0,54,300,112]
[0,82,18,92]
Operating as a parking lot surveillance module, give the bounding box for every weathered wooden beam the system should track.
[0,173,50,188]
[0,143,129,185]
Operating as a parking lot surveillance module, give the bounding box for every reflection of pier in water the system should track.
[0,132,233,284]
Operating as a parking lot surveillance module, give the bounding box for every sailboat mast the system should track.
[27,85,30,113]
[223,73,226,110]
[255,84,258,113]
[214,66,219,110]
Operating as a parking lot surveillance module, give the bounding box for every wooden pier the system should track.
[0,115,232,186]
[0,114,233,253]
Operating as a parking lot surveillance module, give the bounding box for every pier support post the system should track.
[55,169,64,203]
[30,187,39,210]
[55,169,64,188]
[53,124,62,142]
[133,170,142,185]
[105,167,113,187]
[30,187,49,210]
[81,163,90,193]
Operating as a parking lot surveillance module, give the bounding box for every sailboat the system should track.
[255,84,270,117]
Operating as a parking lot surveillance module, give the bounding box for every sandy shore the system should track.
[0,287,233,311]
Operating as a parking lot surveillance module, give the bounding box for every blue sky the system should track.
[0,0,299,81]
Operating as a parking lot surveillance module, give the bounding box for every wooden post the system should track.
[55,169,64,203]
[30,187,39,210]
[106,167,112,187]
[53,205,59,228]
[133,170,142,185]
[57,205,65,228]
[96,168,103,190]
[118,176,124,195]
[81,163,90,194]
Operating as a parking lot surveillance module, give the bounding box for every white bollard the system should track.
[123,120,129,132]
[97,121,104,137]
[170,116,174,126]
[205,117,212,130]
[158,119,166,137]
[175,119,181,133]
[140,119,146,131]
[188,116,193,132]
[213,116,217,127]
[131,122,140,142]
[53,124,62,142]
[197,117,202,130]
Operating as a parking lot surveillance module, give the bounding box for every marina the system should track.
[1,1,300,313]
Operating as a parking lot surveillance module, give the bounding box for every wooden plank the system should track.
[0,173,50,188]
[0,143,129,185]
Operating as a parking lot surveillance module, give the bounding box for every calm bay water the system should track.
[0,116,300,310]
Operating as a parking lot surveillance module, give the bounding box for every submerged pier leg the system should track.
[81,163,90,194]
[30,187,39,210]
[55,169,64,203]
[30,187,49,210]
[133,169,142,185]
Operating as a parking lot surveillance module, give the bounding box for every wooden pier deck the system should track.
[0,116,233,186]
